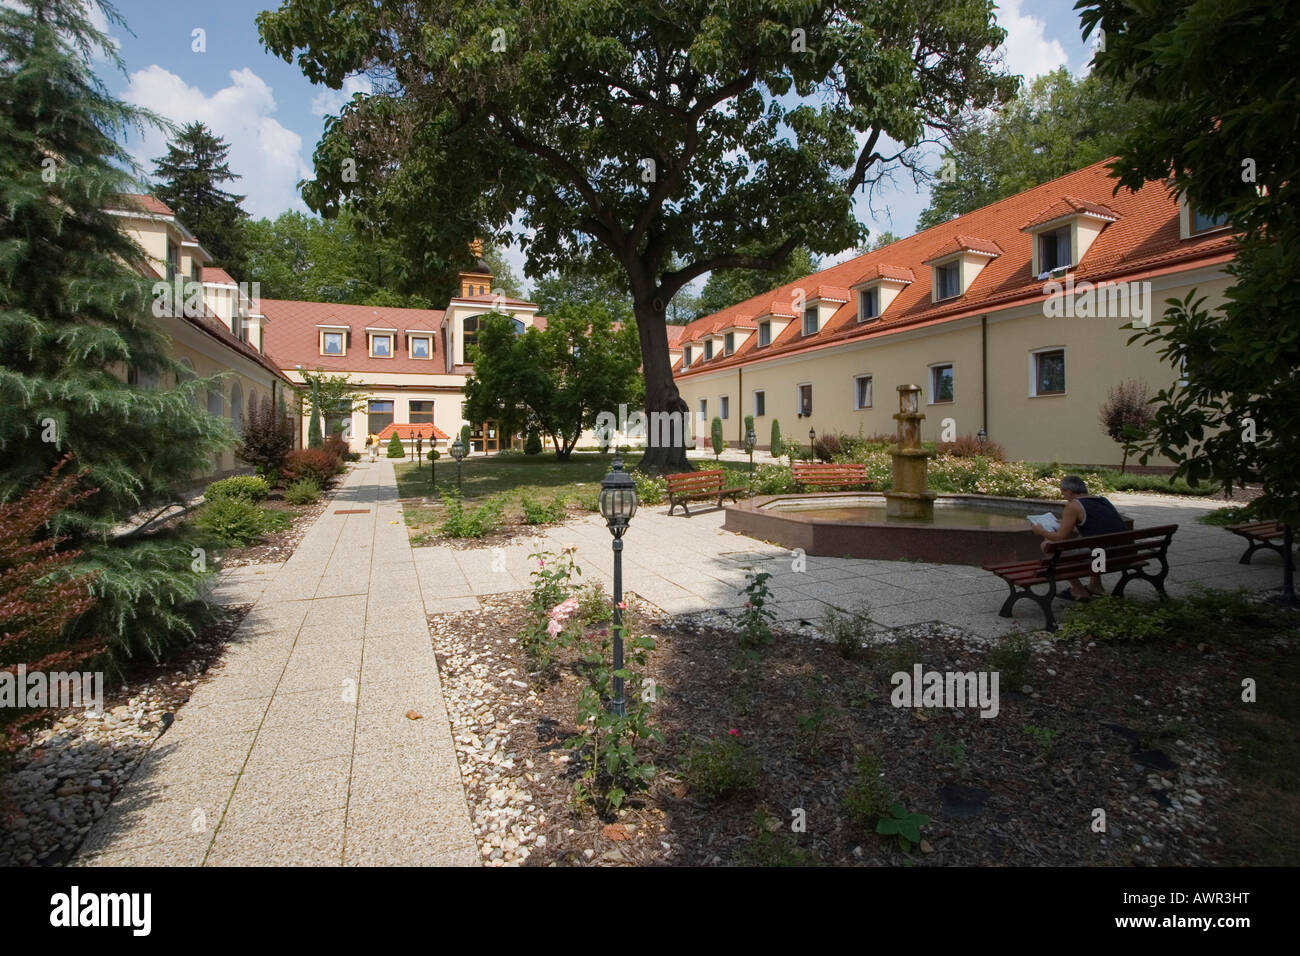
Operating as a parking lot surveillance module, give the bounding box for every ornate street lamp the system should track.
[598,450,638,717]
[808,426,816,462]
[415,432,424,475]
[450,435,467,492]
[976,425,988,455]
[743,423,757,481]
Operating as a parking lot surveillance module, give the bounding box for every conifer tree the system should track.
[152,122,249,277]
[0,0,231,661]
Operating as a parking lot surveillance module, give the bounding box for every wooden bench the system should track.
[1225,520,1294,564]
[665,469,747,517]
[983,524,1178,631]
[791,461,874,491]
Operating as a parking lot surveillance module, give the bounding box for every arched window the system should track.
[207,388,224,418]
[230,382,243,438]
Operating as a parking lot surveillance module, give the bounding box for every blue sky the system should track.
[98,0,1096,291]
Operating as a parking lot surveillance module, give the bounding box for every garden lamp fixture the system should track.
[744,424,757,478]
[415,432,424,474]
[450,435,467,491]
[976,425,988,453]
[599,451,638,717]
[808,426,816,462]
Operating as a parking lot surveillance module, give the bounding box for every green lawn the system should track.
[394,451,617,503]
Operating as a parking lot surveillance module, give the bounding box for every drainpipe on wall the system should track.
[737,365,743,446]
[981,314,988,439]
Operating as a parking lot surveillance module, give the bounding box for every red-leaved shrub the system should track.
[281,449,338,488]
[936,434,1006,460]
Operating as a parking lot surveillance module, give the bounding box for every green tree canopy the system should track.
[1080,0,1300,597]
[531,269,633,325]
[464,309,643,459]
[258,0,1016,470]
[152,121,250,277]
[695,245,820,318]
[919,68,1152,230]
[0,0,231,660]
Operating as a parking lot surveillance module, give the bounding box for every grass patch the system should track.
[395,452,617,502]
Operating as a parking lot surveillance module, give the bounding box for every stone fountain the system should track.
[884,384,937,520]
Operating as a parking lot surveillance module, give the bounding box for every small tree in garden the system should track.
[1099,380,1153,474]
[427,447,439,487]
[307,402,323,449]
[1,458,102,749]
[386,433,405,458]
[711,417,724,461]
[238,396,295,477]
[770,420,784,460]
[460,424,472,450]
[524,427,542,456]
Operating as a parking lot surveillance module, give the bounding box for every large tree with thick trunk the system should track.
[258,0,1015,470]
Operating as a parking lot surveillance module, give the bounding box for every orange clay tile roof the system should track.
[665,325,688,347]
[922,234,1003,262]
[202,266,239,285]
[855,263,916,284]
[259,299,450,373]
[374,422,450,442]
[1020,195,1121,231]
[673,158,1236,379]
[108,193,175,217]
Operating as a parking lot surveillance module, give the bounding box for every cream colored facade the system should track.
[676,264,1232,467]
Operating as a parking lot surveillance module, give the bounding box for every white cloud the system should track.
[121,65,312,222]
[994,0,1069,81]
[309,74,372,118]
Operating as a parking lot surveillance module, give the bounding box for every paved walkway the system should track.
[76,461,476,866]
[76,461,1275,865]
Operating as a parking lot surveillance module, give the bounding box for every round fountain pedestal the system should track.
[885,446,937,520]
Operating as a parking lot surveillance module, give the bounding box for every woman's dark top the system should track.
[1077,496,1126,537]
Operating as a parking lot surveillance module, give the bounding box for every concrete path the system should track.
[76,461,477,866]
[412,490,1279,639]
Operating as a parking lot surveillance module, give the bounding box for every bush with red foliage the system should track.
[322,434,349,472]
[936,433,1006,461]
[813,432,846,462]
[1,457,103,750]
[281,448,338,489]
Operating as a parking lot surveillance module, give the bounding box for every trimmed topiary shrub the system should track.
[204,475,270,503]
[524,427,542,455]
[711,416,724,459]
[194,497,276,546]
[770,419,784,458]
[386,433,405,458]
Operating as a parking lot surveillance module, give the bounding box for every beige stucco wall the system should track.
[675,265,1233,468]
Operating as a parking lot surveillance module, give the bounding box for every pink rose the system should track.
[728,728,740,736]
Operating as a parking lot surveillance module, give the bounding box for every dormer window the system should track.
[1191,207,1230,234]
[410,335,431,359]
[934,260,961,301]
[704,339,714,360]
[1039,226,1072,272]
[683,345,692,368]
[758,321,771,346]
[724,332,735,355]
[369,332,395,358]
[319,327,347,356]
[802,306,818,336]
[858,287,879,322]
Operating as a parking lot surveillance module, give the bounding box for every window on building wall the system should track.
[165,239,178,282]
[758,321,771,346]
[934,261,961,300]
[699,398,707,421]
[410,336,431,359]
[798,383,812,417]
[369,333,394,358]
[1031,349,1066,396]
[720,395,730,420]
[1039,226,1072,272]
[409,400,434,423]
[368,400,394,435]
[859,288,879,322]
[724,332,735,355]
[753,390,766,418]
[930,364,955,403]
[1191,207,1230,233]
[325,399,352,440]
[854,374,873,410]
[802,307,818,336]
[704,339,714,360]
[230,382,244,438]
[463,316,480,349]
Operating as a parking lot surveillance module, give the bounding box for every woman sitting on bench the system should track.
[1030,475,1127,600]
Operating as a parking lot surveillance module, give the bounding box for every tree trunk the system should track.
[631,297,692,473]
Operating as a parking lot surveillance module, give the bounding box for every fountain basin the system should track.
[724,492,1132,566]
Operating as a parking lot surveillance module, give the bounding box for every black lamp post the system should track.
[450,435,467,492]
[976,425,988,455]
[744,423,757,481]
[415,432,423,475]
[808,426,816,462]
[598,450,638,717]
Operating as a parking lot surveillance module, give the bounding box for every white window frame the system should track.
[724,332,735,355]
[720,395,730,420]
[858,287,879,322]
[320,329,346,356]
[409,335,432,359]
[369,332,395,358]
[758,321,771,347]
[704,339,714,360]
[1038,225,1073,273]
[699,398,707,421]
[796,382,813,418]
[753,389,766,418]
[933,260,961,301]
[853,374,873,410]
[683,346,692,368]
[1190,206,1230,235]
[1028,347,1067,397]
[928,363,955,404]
[802,307,818,336]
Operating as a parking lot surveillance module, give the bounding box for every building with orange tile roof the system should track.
[671,158,1235,466]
